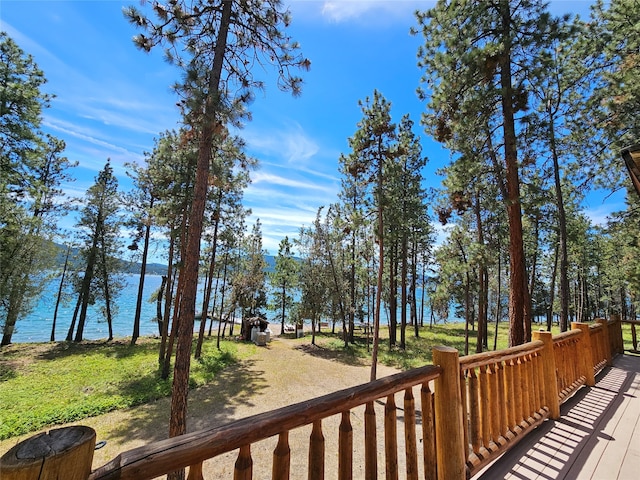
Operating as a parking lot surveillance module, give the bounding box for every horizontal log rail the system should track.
[88,364,442,480]
[2,316,626,480]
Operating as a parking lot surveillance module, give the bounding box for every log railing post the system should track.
[596,318,613,366]
[609,313,623,354]
[432,346,466,480]
[572,323,596,387]
[0,426,95,480]
[532,331,560,419]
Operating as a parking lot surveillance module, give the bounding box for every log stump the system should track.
[0,426,96,480]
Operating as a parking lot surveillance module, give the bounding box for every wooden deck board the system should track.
[473,354,640,480]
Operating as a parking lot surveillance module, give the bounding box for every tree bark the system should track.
[168,3,233,472]
[132,217,152,345]
[499,0,531,346]
[51,246,71,342]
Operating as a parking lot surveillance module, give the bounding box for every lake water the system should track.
[12,274,206,343]
[11,273,439,343]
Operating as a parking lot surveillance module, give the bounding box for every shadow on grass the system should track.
[294,340,371,367]
[33,338,159,362]
[0,363,17,382]
[102,357,269,446]
[295,324,474,371]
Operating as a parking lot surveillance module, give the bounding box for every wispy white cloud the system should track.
[243,121,320,165]
[250,171,335,194]
[248,205,319,253]
[43,118,139,159]
[318,0,431,23]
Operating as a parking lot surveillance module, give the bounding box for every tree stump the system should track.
[0,426,96,480]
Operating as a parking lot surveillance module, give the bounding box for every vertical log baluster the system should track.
[364,401,378,480]
[514,357,525,432]
[421,382,437,480]
[468,368,482,457]
[384,394,398,480]
[488,363,500,449]
[273,431,290,480]
[532,352,543,414]
[495,361,508,443]
[460,369,469,457]
[479,365,491,453]
[234,445,252,480]
[568,338,578,385]
[404,387,418,480]
[308,420,325,480]
[187,462,203,480]
[533,330,560,419]
[338,411,353,480]
[505,358,517,437]
[526,353,535,422]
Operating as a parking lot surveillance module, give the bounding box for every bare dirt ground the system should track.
[1,331,405,479]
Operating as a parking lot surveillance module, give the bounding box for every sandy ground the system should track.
[1,331,420,479]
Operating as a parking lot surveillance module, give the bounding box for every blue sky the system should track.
[1,0,620,257]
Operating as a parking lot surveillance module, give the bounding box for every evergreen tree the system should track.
[270,236,299,333]
[415,0,564,345]
[195,134,254,358]
[124,160,157,345]
[0,33,75,344]
[232,219,268,319]
[296,212,331,346]
[125,1,309,453]
[68,161,122,342]
[347,90,397,379]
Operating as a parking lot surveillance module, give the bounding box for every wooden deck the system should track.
[473,353,640,480]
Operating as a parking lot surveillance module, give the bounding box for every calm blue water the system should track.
[12,274,206,343]
[12,274,443,343]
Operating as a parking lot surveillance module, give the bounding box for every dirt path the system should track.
[1,334,400,478]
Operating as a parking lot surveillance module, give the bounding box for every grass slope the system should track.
[1,321,634,442]
[0,337,255,440]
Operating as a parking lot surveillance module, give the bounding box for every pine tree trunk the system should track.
[159,232,175,365]
[400,235,408,350]
[51,246,71,342]
[499,0,530,346]
[157,275,167,336]
[100,234,114,342]
[75,241,99,342]
[548,106,569,332]
[168,4,233,475]
[475,194,486,353]
[195,209,220,359]
[132,220,151,345]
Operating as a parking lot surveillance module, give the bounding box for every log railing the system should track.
[87,364,443,480]
[622,318,640,351]
[554,328,587,402]
[459,338,549,475]
[1,317,625,480]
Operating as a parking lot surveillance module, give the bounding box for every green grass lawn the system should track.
[308,320,637,371]
[0,337,256,440]
[1,320,635,442]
